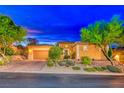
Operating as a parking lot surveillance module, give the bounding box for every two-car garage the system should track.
[28,45,52,61]
[33,50,49,60]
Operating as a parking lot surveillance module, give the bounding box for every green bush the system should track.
[81,56,91,65]
[15,45,28,58]
[64,54,70,59]
[84,67,97,72]
[72,66,81,70]
[47,59,54,67]
[107,65,121,73]
[66,60,75,66]
[84,66,107,72]
[94,67,105,71]
[49,46,63,62]
[58,61,66,66]
[58,60,75,67]
[1,47,15,56]
[0,60,5,66]
[101,66,107,70]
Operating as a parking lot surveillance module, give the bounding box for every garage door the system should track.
[33,50,49,60]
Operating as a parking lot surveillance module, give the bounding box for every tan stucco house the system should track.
[28,42,106,61]
[58,42,106,61]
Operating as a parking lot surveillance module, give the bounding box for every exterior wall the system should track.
[58,42,73,51]
[113,49,124,62]
[27,42,107,61]
[73,43,106,61]
[58,42,74,59]
[28,45,52,61]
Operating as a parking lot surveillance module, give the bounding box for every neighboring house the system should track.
[28,42,106,61]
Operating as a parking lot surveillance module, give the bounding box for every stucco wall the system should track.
[73,44,106,60]
[28,43,107,61]
[28,45,52,61]
[113,49,124,61]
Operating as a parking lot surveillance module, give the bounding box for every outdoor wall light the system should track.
[114,55,120,62]
[65,45,68,48]
[29,49,32,53]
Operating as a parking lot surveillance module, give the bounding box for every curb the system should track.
[0,71,124,76]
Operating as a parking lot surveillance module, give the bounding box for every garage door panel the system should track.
[33,50,49,60]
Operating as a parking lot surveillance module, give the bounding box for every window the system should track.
[83,45,88,51]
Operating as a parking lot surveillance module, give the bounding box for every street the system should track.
[0,72,124,88]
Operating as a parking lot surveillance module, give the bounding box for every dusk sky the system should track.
[0,5,124,45]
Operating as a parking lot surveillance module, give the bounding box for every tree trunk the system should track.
[0,51,9,63]
[3,47,6,55]
[98,44,114,66]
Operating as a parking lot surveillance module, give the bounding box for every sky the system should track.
[0,5,124,45]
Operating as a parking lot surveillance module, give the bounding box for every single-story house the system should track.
[58,42,106,61]
[28,42,106,61]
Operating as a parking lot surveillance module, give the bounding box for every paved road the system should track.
[0,72,124,88]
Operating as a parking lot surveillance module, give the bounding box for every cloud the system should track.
[27,28,43,34]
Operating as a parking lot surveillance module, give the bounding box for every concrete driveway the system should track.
[0,61,46,72]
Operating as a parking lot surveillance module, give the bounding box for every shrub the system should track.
[58,60,75,67]
[47,59,54,67]
[84,66,107,72]
[101,66,107,70]
[66,60,75,66]
[49,46,63,62]
[6,56,12,61]
[84,67,107,72]
[64,54,70,59]
[16,47,28,58]
[94,67,105,71]
[81,56,91,65]
[58,61,66,66]
[72,66,81,70]
[0,60,5,66]
[1,47,15,56]
[84,67,97,72]
[107,65,121,73]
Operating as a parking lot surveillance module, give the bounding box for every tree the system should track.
[16,44,28,57]
[49,46,63,65]
[1,47,15,56]
[0,15,27,62]
[26,38,39,45]
[81,15,124,65]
